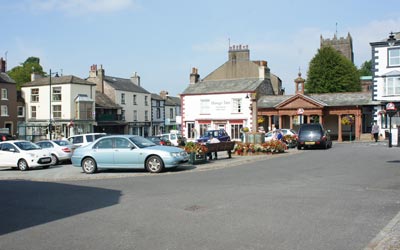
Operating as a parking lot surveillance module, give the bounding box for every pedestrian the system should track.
[371,122,380,142]
[207,135,220,160]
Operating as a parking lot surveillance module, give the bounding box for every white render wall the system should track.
[22,83,95,121]
[373,46,400,102]
[182,93,253,137]
[115,89,151,122]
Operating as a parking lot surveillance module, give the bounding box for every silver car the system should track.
[36,140,76,165]
[71,135,189,174]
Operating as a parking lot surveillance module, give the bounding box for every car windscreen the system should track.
[129,136,157,148]
[14,141,41,150]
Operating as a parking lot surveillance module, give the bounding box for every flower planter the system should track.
[188,152,206,165]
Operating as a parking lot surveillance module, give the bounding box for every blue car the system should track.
[197,129,231,143]
[71,135,189,174]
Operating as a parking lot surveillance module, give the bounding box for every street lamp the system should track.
[49,69,59,140]
[385,102,397,148]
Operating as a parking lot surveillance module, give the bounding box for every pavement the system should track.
[0,145,399,250]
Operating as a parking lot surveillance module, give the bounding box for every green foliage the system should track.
[305,46,361,93]
[358,60,372,76]
[7,57,46,90]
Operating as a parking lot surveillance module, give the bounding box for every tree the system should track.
[7,57,46,90]
[358,60,372,76]
[305,46,361,93]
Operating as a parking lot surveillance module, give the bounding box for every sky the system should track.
[2,0,400,96]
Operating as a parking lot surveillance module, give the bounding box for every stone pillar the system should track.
[289,115,293,129]
[278,115,282,129]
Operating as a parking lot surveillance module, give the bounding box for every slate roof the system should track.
[104,76,150,94]
[23,75,95,87]
[96,91,121,109]
[182,78,272,95]
[165,96,181,106]
[258,92,379,108]
[0,72,16,84]
[151,93,164,100]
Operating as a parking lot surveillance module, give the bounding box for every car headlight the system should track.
[171,152,180,157]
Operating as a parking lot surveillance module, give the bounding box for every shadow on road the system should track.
[0,180,121,235]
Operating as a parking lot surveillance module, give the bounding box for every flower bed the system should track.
[233,141,287,155]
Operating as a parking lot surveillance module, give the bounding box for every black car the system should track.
[197,129,231,143]
[0,133,14,141]
[297,123,332,150]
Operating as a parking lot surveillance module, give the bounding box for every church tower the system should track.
[320,32,354,63]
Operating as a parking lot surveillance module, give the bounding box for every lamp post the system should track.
[49,69,59,140]
[386,102,397,148]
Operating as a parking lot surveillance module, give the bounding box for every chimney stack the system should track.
[190,67,200,84]
[130,72,140,86]
[0,57,6,73]
[160,90,169,100]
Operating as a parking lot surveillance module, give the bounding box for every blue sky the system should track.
[2,0,400,96]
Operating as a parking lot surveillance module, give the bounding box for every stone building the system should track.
[0,57,18,135]
[320,33,354,63]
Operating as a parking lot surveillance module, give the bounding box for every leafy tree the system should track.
[358,60,372,76]
[305,46,361,93]
[7,57,46,90]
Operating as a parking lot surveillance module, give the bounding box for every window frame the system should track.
[1,105,8,116]
[31,88,39,102]
[1,88,8,100]
[388,48,400,67]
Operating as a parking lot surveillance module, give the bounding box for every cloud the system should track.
[25,0,137,14]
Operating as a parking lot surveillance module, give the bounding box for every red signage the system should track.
[386,102,396,111]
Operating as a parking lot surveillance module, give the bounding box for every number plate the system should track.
[305,141,315,145]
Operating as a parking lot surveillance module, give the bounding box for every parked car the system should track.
[71,135,189,174]
[67,133,106,147]
[0,140,52,171]
[159,131,186,146]
[146,136,172,146]
[297,123,332,150]
[197,129,231,143]
[265,129,297,142]
[0,133,14,141]
[35,140,76,165]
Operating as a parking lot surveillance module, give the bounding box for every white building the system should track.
[86,65,152,136]
[21,74,96,141]
[181,45,282,141]
[370,32,400,138]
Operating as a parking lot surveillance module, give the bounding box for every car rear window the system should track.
[300,124,321,132]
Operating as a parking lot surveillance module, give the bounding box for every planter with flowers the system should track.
[184,142,208,164]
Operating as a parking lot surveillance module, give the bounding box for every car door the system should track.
[113,138,141,168]
[0,143,19,167]
[91,138,114,167]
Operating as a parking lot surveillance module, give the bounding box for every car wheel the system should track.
[145,155,164,173]
[50,154,59,166]
[82,157,97,174]
[297,145,302,150]
[42,165,50,169]
[18,159,29,171]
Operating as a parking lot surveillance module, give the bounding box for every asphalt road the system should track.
[0,142,399,250]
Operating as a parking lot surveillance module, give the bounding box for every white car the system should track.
[36,140,76,165]
[265,129,298,142]
[67,133,106,147]
[0,140,52,171]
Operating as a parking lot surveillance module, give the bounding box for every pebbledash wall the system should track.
[182,92,253,141]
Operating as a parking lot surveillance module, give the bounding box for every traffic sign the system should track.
[386,102,396,111]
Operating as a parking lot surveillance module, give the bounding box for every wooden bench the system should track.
[205,141,236,159]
